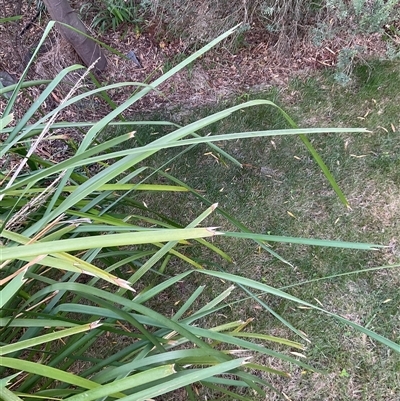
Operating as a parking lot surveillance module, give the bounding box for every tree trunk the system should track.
[42,0,107,73]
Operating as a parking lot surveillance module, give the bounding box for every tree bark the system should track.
[42,0,107,73]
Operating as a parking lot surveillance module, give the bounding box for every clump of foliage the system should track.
[324,0,399,33]
[258,0,314,51]
[80,0,142,32]
[0,23,398,400]
[312,0,400,84]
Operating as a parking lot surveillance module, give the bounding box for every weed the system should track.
[81,0,142,32]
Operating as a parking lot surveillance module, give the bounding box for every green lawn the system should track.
[121,59,400,400]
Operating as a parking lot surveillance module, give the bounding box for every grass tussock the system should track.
[0,21,399,401]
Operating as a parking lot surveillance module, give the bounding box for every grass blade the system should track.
[221,231,384,250]
[66,365,176,401]
[121,358,249,401]
[0,387,24,401]
[0,228,217,261]
[0,357,103,391]
[0,270,27,308]
[198,270,400,352]
[0,321,101,356]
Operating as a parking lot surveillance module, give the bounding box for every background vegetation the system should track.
[137,0,400,81]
